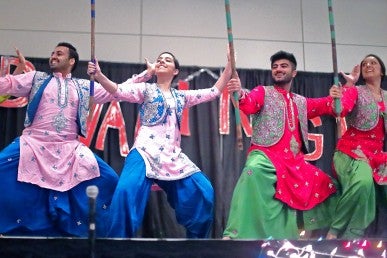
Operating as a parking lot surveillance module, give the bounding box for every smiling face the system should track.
[155,52,179,79]
[360,55,384,82]
[271,58,297,87]
[49,46,75,75]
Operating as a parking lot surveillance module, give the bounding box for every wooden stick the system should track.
[224,0,243,150]
[88,0,96,121]
[90,0,95,94]
[327,0,342,138]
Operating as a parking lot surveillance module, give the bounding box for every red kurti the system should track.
[337,86,387,184]
[240,86,336,210]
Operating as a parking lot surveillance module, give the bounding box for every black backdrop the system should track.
[1,57,386,239]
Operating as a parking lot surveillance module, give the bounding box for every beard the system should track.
[49,61,60,72]
[273,78,292,86]
[272,73,293,86]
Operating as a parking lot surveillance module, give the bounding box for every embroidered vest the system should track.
[346,85,387,133]
[139,83,184,127]
[24,71,90,137]
[251,86,309,151]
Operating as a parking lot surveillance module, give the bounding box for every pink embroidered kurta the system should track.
[112,82,220,180]
[240,86,336,210]
[0,71,118,191]
[338,86,387,184]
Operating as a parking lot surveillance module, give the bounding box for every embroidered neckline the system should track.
[56,77,69,109]
[286,93,296,131]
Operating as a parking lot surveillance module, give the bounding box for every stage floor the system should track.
[0,237,386,257]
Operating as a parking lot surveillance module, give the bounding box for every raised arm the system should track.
[144,57,156,77]
[340,64,360,86]
[87,58,155,94]
[212,59,231,92]
[13,47,26,75]
[87,60,117,93]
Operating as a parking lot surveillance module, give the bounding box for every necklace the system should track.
[372,92,382,102]
[286,93,296,131]
[367,85,383,102]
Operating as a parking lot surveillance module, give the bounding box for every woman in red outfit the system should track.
[327,54,387,239]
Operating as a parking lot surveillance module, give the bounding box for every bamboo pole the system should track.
[328,0,342,138]
[224,0,243,150]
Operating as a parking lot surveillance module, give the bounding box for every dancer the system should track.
[87,50,232,238]
[327,54,387,239]
[0,42,149,237]
[223,50,340,239]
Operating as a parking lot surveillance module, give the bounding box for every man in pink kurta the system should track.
[0,42,147,237]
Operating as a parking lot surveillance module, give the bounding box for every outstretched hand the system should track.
[13,47,26,75]
[144,58,156,77]
[340,64,360,86]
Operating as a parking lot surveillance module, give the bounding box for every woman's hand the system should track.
[329,84,342,98]
[340,64,360,86]
[144,58,156,77]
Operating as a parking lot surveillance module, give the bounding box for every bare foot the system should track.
[222,236,231,240]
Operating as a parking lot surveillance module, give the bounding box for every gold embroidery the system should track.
[286,93,296,131]
[377,163,387,177]
[290,135,299,156]
[351,146,369,162]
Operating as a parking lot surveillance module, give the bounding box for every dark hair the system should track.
[360,54,385,81]
[56,42,79,72]
[270,50,297,69]
[158,51,180,81]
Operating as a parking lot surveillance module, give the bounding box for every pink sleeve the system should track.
[306,96,335,119]
[93,71,151,104]
[0,71,36,97]
[184,86,220,108]
[239,86,265,115]
[306,85,358,118]
[131,70,152,83]
[340,85,358,117]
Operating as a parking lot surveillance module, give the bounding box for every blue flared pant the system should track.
[0,137,119,237]
[107,148,214,238]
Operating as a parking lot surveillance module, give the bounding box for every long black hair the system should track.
[158,51,180,81]
[359,54,385,82]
